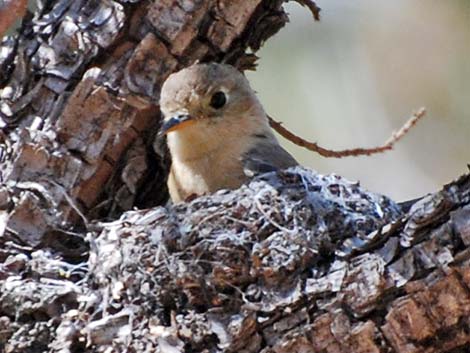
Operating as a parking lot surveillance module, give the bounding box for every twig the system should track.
[254,193,295,234]
[294,0,321,21]
[268,107,426,158]
[50,180,90,229]
[0,0,28,38]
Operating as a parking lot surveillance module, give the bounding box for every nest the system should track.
[3,166,401,353]
[3,167,470,352]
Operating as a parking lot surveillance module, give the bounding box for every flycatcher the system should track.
[160,63,298,202]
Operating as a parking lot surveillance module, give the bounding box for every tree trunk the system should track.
[0,1,469,353]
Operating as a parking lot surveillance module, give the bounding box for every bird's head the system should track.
[159,63,265,137]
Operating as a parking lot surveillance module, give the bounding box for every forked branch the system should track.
[294,0,321,21]
[268,107,426,158]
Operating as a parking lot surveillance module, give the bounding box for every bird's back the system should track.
[242,134,298,177]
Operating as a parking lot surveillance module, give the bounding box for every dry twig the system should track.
[268,107,426,158]
[294,0,321,21]
[0,0,28,38]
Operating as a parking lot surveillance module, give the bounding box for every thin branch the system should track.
[254,193,295,234]
[50,180,91,229]
[268,107,427,158]
[0,0,28,38]
[294,0,321,21]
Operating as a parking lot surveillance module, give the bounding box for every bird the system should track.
[159,63,298,203]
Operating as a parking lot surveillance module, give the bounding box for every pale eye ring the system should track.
[210,91,227,109]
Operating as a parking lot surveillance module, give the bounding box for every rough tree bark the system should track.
[0,1,469,353]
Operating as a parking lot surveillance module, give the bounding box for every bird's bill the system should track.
[160,115,196,134]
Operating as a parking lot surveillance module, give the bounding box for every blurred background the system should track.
[248,0,470,201]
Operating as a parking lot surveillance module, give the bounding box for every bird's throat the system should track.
[167,127,231,162]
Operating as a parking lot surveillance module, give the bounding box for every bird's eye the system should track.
[209,91,227,109]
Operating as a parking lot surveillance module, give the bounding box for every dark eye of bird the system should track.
[210,91,227,109]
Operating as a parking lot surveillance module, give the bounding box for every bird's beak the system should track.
[159,114,195,135]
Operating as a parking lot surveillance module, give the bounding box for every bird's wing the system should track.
[242,138,298,177]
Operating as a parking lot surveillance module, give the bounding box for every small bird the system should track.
[159,63,298,203]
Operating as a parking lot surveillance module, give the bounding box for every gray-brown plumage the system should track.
[159,63,298,202]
